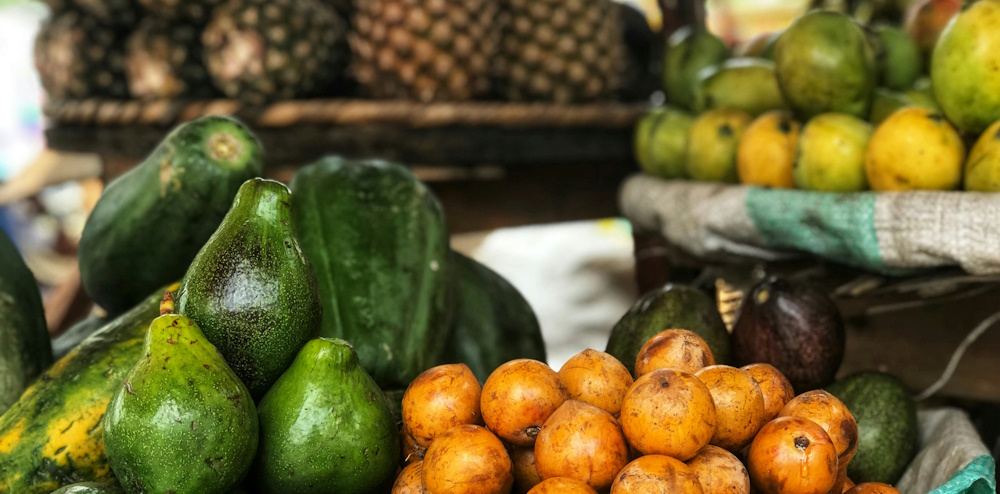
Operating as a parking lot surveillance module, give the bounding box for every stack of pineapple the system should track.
[35,0,654,104]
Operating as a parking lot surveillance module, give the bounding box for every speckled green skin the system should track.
[695,58,784,117]
[103,313,258,494]
[79,116,264,315]
[177,179,321,400]
[290,158,451,389]
[50,482,124,493]
[826,372,917,484]
[605,284,731,376]
[444,251,546,383]
[253,338,400,494]
[775,11,876,119]
[662,26,730,111]
[0,228,52,414]
[932,0,1000,133]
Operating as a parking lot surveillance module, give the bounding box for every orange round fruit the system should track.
[741,363,795,422]
[392,460,426,494]
[619,368,717,460]
[558,349,634,417]
[635,329,716,376]
[402,363,482,449]
[686,445,751,494]
[511,446,543,494]
[610,455,704,494]
[779,390,859,464]
[422,424,513,494]
[527,477,598,494]
[534,400,629,490]
[748,416,839,494]
[401,425,423,462]
[695,365,766,451]
[482,359,569,447]
[845,482,901,494]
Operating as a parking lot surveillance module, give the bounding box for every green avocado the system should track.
[444,251,546,383]
[79,116,263,315]
[254,338,400,493]
[606,284,731,376]
[177,178,322,400]
[663,26,730,111]
[0,228,52,414]
[50,483,124,494]
[102,312,258,494]
[695,58,785,117]
[826,371,918,484]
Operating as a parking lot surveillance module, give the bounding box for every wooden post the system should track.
[658,0,706,40]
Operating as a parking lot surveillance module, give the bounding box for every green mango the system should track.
[775,10,877,119]
[177,179,321,400]
[869,88,913,126]
[0,228,51,414]
[931,0,1000,133]
[50,483,123,494]
[695,57,784,117]
[103,312,258,494]
[635,107,694,180]
[79,116,264,315]
[253,338,400,493]
[663,26,729,111]
[874,25,922,91]
[606,284,731,376]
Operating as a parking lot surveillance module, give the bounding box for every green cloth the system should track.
[932,455,996,494]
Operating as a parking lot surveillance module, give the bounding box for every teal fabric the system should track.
[745,188,886,272]
[931,455,996,494]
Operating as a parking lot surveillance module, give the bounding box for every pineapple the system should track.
[72,0,141,27]
[495,0,626,103]
[202,0,350,104]
[350,0,499,102]
[34,10,128,100]
[137,0,225,22]
[126,18,217,99]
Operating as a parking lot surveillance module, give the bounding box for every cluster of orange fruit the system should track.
[390,329,901,494]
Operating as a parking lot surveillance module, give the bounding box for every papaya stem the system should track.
[160,291,176,316]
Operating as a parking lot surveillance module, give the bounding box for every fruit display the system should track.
[635,5,1000,193]
[34,10,128,100]
[125,18,217,100]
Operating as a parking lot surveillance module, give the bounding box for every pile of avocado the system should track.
[0,116,546,494]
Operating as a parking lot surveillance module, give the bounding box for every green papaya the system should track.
[663,26,730,111]
[103,310,258,494]
[606,284,731,376]
[79,116,264,315]
[290,157,451,389]
[177,178,321,400]
[0,228,52,414]
[254,338,400,493]
[0,285,170,494]
[50,482,124,494]
[695,58,784,117]
[444,251,546,383]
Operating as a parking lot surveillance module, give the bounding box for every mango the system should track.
[775,11,877,119]
[794,113,873,192]
[865,107,965,191]
[686,109,752,183]
[636,107,694,179]
[931,0,1000,133]
[964,120,1000,192]
[695,58,784,117]
[737,111,799,188]
[905,0,962,56]
[663,26,729,111]
[875,25,922,91]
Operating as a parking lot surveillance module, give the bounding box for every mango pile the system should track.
[389,329,906,494]
[635,1,1000,193]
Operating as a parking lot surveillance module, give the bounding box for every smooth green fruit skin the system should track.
[633,110,661,172]
[663,26,730,111]
[641,107,694,179]
[444,251,546,383]
[290,157,451,389]
[0,228,52,414]
[177,178,321,400]
[695,58,785,116]
[79,116,263,315]
[775,11,877,119]
[50,482,124,494]
[606,284,731,376]
[103,314,258,494]
[254,338,400,494]
[826,372,917,484]
[876,25,922,91]
[931,0,1000,133]
[795,113,873,192]
[0,287,166,493]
